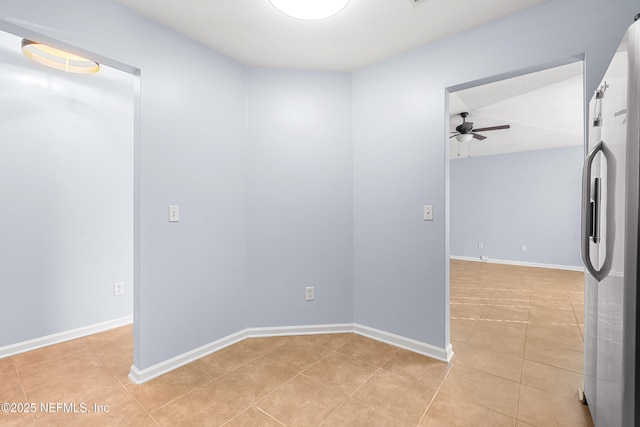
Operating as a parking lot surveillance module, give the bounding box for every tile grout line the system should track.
[348,362,385,398]
[343,363,417,427]
[414,358,455,426]
[140,366,216,416]
[230,343,327,424]
[14,359,37,425]
[269,346,364,427]
[339,348,402,422]
[216,336,358,426]
[317,399,350,427]
[221,405,287,427]
[515,275,534,425]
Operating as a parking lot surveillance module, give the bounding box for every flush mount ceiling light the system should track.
[21,39,100,74]
[268,0,350,20]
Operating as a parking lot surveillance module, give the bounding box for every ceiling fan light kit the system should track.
[267,0,350,20]
[449,111,510,141]
[456,133,473,143]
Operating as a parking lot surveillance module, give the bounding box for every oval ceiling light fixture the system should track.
[21,39,100,74]
[268,0,351,20]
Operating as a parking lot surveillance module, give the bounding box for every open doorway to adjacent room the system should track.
[0,28,136,384]
[445,59,587,388]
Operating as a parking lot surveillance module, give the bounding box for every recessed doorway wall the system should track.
[0,29,135,348]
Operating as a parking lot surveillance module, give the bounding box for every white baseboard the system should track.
[129,329,247,385]
[353,324,451,362]
[2,318,451,384]
[450,255,584,272]
[246,323,353,338]
[0,315,133,359]
[128,323,450,384]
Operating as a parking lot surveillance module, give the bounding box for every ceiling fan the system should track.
[450,112,510,142]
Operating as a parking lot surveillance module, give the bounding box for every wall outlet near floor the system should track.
[305,286,315,301]
[478,242,484,249]
[114,282,125,296]
[521,244,527,252]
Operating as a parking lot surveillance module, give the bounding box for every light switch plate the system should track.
[169,205,180,222]
[423,205,433,221]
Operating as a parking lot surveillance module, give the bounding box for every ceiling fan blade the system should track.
[449,134,460,139]
[471,133,487,140]
[472,124,510,132]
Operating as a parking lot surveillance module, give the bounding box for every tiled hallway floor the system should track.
[448,260,592,426]
[1,260,592,426]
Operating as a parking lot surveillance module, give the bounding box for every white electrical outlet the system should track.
[114,282,124,296]
[423,205,433,221]
[521,245,527,252]
[478,242,484,249]
[305,286,314,301]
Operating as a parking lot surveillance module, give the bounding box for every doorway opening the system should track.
[0,26,139,382]
[445,58,587,387]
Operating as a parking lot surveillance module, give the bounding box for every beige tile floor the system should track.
[0,260,593,426]
[448,260,592,427]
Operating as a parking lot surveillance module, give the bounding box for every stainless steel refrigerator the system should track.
[582,15,640,427]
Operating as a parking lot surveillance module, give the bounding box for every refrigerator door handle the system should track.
[592,177,601,243]
[582,140,606,281]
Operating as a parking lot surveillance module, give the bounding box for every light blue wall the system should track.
[1,0,248,369]
[0,41,133,347]
[352,0,637,348]
[1,0,637,372]
[247,69,353,327]
[134,43,247,370]
[450,146,584,267]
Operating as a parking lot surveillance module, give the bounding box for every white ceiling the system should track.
[1,1,582,159]
[111,0,584,157]
[449,62,585,159]
[114,0,547,71]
